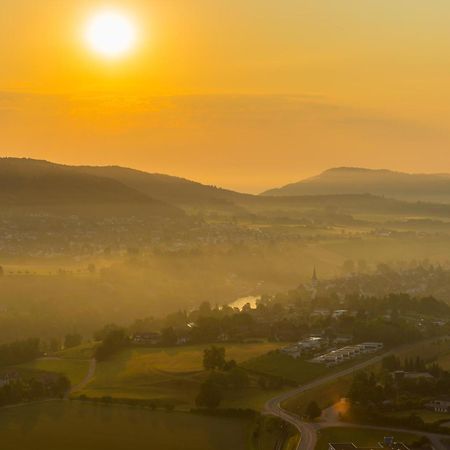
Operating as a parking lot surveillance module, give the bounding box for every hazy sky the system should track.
[1,1,450,192]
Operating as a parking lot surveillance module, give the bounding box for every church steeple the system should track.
[311,266,318,290]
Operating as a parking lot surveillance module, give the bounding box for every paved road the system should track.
[263,343,450,450]
[264,349,399,450]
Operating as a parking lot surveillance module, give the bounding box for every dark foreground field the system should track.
[0,401,252,450]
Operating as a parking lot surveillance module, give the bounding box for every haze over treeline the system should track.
[3,158,450,342]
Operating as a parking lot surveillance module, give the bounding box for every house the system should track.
[282,336,327,359]
[312,342,382,366]
[359,342,383,353]
[332,309,349,319]
[334,336,353,345]
[131,332,161,346]
[281,345,303,359]
[425,399,450,413]
[329,437,410,450]
[311,309,330,318]
[176,336,190,346]
[0,371,20,387]
[403,372,435,381]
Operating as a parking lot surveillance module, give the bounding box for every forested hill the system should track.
[0,158,182,217]
[78,165,250,207]
[7,158,450,221]
[262,167,450,203]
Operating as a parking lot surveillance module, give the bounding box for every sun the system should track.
[85,10,138,59]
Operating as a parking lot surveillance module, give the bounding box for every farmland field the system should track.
[437,353,450,371]
[315,427,423,450]
[0,401,253,450]
[15,358,90,386]
[282,374,354,414]
[81,342,286,405]
[242,352,328,384]
[386,409,450,424]
[55,342,98,359]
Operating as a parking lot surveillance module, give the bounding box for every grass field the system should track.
[82,342,286,407]
[242,352,328,384]
[15,358,90,386]
[55,342,98,359]
[395,338,450,363]
[282,374,354,415]
[438,354,450,371]
[386,409,450,424]
[315,427,423,450]
[437,347,450,371]
[0,401,253,450]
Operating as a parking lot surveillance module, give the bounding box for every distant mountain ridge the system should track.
[78,165,249,207]
[262,167,450,203]
[6,158,450,221]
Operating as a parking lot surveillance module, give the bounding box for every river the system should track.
[228,295,261,310]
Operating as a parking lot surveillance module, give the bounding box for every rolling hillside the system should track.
[5,158,450,222]
[78,165,249,208]
[0,158,182,217]
[262,167,450,203]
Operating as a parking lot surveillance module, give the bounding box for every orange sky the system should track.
[1,0,450,192]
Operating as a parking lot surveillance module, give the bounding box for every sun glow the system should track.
[85,10,137,59]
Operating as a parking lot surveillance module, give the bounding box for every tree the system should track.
[203,346,226,371]
[64,333,82,349]
[161,327,177,346]
[305,401,322,420]
[94,324,121,341]
[195,380,222,409]
[49,338,60,353]
[0,338,40,366]
[198,301,212,317]
[95,328,128,361]
[382,355,401,372]
[228,368,250,389]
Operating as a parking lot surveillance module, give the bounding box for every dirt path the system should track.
[68,358,96,396]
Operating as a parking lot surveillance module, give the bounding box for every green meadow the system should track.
[15,358,90,386]
[81,342,286,407]
[385,409,450,425]
[242,351,328,384]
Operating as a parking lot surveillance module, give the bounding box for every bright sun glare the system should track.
[85,10,137,59]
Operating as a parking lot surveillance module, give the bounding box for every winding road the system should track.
[263,347,450,450]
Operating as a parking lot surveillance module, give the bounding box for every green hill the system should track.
[6,158,450,221]
[78,165,249,208]
[0,158,182,217]
[262,167,450,203]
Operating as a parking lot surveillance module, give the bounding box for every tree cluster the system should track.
[0,373,69,406]
[95,328,128,361]
[0,338,40,366]
[196,346,250,409]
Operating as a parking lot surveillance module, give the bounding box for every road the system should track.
[263,345,450,450]
[264,349,400,450]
